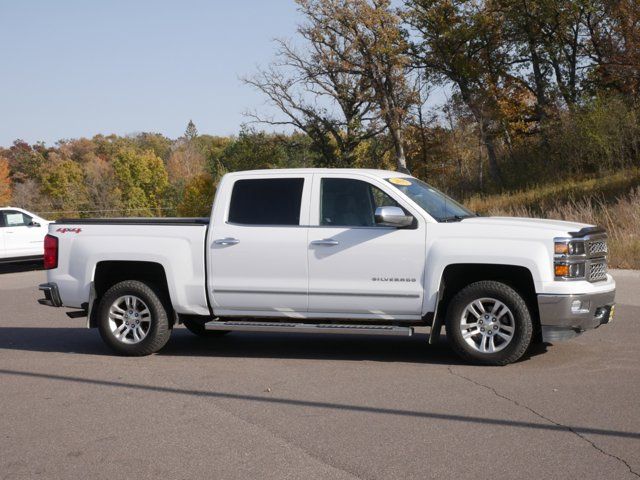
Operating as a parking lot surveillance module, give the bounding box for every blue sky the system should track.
[0,0,303,146]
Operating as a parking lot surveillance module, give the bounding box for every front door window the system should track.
[320,178,399,227]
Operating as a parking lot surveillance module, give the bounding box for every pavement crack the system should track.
[447,367,639,478]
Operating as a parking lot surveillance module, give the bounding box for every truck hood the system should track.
[460,216,592,235]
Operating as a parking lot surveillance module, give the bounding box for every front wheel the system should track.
[97,280,171,356]
[445,281,533,366]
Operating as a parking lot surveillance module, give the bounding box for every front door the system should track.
[207,174,312,316]
[307,175,427,319]
[1,210,41,257]
[0,215,5,259]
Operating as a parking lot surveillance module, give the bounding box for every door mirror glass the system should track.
[374,206,413,228]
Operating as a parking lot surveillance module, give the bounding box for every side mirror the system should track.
[374,206,413,228]
[29,221,41,227]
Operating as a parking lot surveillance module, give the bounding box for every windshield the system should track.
[386,177,475,222]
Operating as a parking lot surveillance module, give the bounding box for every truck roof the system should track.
[223,168,411,179]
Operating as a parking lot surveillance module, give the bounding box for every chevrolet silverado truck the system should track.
[37,169,616,365]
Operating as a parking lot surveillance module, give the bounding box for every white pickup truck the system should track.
[38,169,616,365]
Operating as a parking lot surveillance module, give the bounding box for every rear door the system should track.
[207,174,311,316]
[307,174,427,319]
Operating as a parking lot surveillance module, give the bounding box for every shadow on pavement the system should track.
[0,326,547,364]
[0,261,43,275]
[0,365,637,441]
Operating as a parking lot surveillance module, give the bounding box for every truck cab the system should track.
[38,169,616,365]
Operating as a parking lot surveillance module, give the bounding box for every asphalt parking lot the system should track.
[1,266,638,480]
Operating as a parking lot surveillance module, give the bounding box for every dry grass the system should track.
[466,168,640,215]
[469,187,640,269]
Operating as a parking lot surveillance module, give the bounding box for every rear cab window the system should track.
[228,178,305,226]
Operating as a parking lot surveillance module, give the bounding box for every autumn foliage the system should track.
[0,157,11,204]
[0,126,321,218]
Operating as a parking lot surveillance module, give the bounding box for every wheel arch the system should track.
[430,263,541,343]
[89,261,173,328]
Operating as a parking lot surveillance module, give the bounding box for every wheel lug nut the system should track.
[480,327,485,332]
[493,325,498,330]
[479,320,483,324]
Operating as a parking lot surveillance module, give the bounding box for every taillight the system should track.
[44,235,58,269]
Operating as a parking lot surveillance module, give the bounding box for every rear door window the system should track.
[228,178,304,226]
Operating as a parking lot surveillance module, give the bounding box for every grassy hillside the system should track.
[466,169,640,269]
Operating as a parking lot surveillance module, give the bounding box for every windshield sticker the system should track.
[389,177,412,186]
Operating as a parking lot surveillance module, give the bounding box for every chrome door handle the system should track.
[214,237,240,246]
[310,238,339,246]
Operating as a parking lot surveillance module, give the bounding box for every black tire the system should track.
[97,280,171,356]
[445,281,533,366]
[182,318,230,337]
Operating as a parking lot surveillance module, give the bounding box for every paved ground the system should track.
[1,265,638,480]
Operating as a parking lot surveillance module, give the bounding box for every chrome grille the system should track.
[589,261,608,282]
[588,240,608,256]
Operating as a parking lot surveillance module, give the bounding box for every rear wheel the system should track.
[183,318,230,337]
[445,281,533,366]
[97,280,171,356]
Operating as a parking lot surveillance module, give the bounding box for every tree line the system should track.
[247,0,639,186]
[0,123,322,217]
[1,0,639,217]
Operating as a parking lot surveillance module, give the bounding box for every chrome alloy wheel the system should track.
[459,297,515,354]
[108,295,151,344]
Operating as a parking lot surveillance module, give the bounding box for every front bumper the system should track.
[537,289,615,342]
[38,282,62,307]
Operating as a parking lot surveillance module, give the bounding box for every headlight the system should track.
[554,233,608,282]
[554,262,586,279]
[554,239,586,279]
[554,240,585,256]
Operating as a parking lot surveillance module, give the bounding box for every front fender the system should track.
[423,236,548,315]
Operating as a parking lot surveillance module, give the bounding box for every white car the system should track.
[0,207,51,262]
[37,169,615,365]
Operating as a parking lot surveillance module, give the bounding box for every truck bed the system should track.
[55,217,209,225]
[47,218,210,315]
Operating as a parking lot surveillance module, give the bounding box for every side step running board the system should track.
[204,321,413,337]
